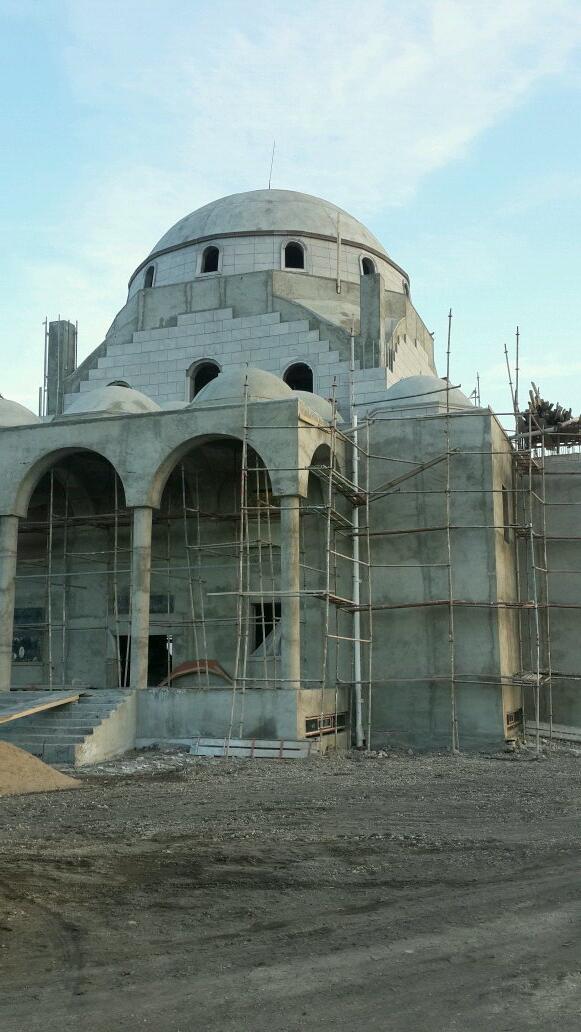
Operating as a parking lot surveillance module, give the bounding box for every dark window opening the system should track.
[14,607,44,625]
[190,361,220,400]
[12,607,44,662]
[403,280,410,297]
[253,601,281,650]
[361,257,375,275]
[284,242,305,270]
[108,380,131,388]
[283,363,313,393]
[13,632,42,663]
[144,265,155,288]
[201,246,220,273]
[502,485,511,543]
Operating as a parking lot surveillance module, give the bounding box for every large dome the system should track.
[150,190,388,258]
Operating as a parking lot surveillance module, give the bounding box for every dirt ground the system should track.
[0,746,580,1032]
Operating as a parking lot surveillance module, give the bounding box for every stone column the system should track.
[0,515,19,692]
[130,507,153,689]
[279,495,301,691]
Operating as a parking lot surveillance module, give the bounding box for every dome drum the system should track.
[128,190,410,297]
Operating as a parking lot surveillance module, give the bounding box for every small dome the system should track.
[0,395,40,428]
[384,375,472,412]
[294,390,342,424]
[190,367,293,406]
[151,189,388,258]
[61,385,161,418]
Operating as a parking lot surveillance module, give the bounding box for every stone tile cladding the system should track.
[65,307,433,416]
[129,237,405,298]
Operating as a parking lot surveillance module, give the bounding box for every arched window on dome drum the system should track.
[190,361,220,400]
[108,380,131,388]
[284,242,305,270]
[283,363,313,393]
[361,256,375,276]
[144,265,155,288]
[201,246,220,274]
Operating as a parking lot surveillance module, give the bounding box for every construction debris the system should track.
[519,382,581,447]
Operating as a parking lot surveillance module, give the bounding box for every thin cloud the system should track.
[6,0,581,408]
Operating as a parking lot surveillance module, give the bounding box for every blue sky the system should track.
[1,0,580,416]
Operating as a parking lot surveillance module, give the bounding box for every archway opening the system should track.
[13,452,128,690]
[284,242,305,270]
[283,363,313,393]
[152,438,279,689]
[361,257,375,276]
[189,361,220,401]
[144,265,155,288]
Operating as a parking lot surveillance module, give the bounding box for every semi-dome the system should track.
[60,385,161,418]
[0,395,40,428]
[190,367,293,407]
[151,190,388,258]
[383,375,472,412]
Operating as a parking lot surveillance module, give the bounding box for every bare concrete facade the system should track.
[1,189,578,757]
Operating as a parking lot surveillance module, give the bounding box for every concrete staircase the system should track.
[0,690,136,765]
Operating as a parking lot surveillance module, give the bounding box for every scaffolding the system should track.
[11,343,581,756]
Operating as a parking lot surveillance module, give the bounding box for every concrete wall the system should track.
[528,453,581,726]
[362,407,516,750]
[136,687,299,744]
[77,690,137,764]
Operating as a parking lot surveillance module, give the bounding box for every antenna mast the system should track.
[268,139,276,190]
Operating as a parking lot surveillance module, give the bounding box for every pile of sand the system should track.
[0,741,80,797]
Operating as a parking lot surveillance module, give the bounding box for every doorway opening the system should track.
[117,634,173,686]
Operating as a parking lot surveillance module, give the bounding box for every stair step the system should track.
[0,732,86,743]
[0,725,94,735]
[2,690,133,766]
[15,709,116,722]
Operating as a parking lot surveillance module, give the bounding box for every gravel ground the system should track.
[0,745,580,1031]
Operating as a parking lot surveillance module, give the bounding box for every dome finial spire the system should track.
[268,139,276,190]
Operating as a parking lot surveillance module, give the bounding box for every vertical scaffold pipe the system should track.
[350,329,364,748]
